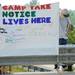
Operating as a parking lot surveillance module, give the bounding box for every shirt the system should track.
[59,17,71,39]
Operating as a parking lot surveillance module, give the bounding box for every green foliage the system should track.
[25,0,39,6]
[11,66,28,72]
[30,0,39,6]
[68,10,75,44]
[69,10,75,26]
[68,28,75,44]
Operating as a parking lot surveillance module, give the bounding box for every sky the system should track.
[0,0,75,10]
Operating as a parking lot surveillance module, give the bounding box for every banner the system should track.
[0,3,59,56]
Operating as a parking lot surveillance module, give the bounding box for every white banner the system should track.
[0,3,59,56]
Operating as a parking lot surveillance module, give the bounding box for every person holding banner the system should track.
[59,9,72,45]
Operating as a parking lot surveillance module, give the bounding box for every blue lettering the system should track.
[31,18,37,23]
[13,19,18,24]
[31,17,51,24]
[3,19,7,24]
[8,19,13,25]
[25,19,29,24]
[3,18,29,25]
[19,19,24,24]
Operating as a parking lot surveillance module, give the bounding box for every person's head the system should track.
[60,9,70,18]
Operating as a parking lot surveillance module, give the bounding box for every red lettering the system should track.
[31,6,34,10]
[31,4,51,10]
[2,5,26,10]
[22,6,26,10]
[2,4,51,11]
[14,5,21,10]
[9,5,14,10]
[41,5,45,9]
[46,4,51,9]
[2,6,8,10]
[35,6,40,10]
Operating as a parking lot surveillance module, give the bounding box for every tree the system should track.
[69,10,75,26]
[68,10,75,44]
[30,0,39,6]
